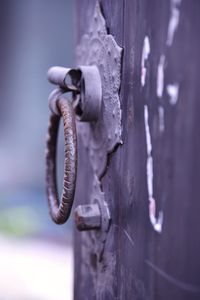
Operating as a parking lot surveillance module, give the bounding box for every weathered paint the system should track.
[141,36,150,87]
[157,55,165,98]
[149,198,163,233]
[166,83,179,105]
[166,0,182,46]
[144,105,163,233]
[157,55,166,133]
[158,105,165,133]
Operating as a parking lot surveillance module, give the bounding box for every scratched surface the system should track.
[74,0,200,299]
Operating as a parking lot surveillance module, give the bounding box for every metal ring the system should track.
[46,96,77,224]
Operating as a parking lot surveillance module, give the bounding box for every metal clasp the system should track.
[47,65,102,122]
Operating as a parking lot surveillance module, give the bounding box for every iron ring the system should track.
[46,96,77,224]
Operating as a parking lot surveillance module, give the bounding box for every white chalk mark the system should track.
[157,55,165,133]
[147,156,153,199]
[141,36,150,86]
[144,105,152,155]
[144,105,164,233]
[144,106,153,198]
[157,55,165,98]
[158,105,165,133]
[166,0,182,46]
[167,83,179,105]
[149,198,163,233]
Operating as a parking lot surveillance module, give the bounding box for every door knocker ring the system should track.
[46,95,77,224]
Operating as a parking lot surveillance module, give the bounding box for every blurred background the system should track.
[0,0,75,299]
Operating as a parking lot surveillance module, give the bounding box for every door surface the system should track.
[74,1,200,299]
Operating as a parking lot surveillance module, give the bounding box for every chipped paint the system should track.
[167,83,179,105]
[157,55,165,98]
[144,105,163,233]
[157,55,165,133]
[141,36,150,86]
[158,105,165,133]
[144,106,153,200]
[144,106,152,156]
[149,198,163,233]
[166,0,182,46]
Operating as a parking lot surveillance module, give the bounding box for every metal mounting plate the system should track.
[76,2,122,178]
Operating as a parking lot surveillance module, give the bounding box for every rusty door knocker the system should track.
[45,67,82,225]
[46,66,102,225]
[46,95,77,224]
[45,3,122,234]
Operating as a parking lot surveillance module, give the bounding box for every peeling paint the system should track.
[141,36,150,87]
[167,83,179,105]
[144,106,153,200]
[158,105,165,133]
[157,55,165,133]
[149,198,163,233]
[166,0,182,46]
[144,105,163,233]
[157,55,165,98]
[144,106,152,156]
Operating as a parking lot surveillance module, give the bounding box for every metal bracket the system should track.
[47,65,102,122]
[74,1,122,258]
[76,2,123,178]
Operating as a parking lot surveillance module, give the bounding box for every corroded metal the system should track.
[79,175,111,261]
[48,87,65,115]
[76,2,123,178]
[47,65,102,122]
[91,175,111,259]
[47,2,123,178]
[45,3,121,234]
[47,66,80,92]
[74,203,101,231]
[74,179,111,235]
[46,96,77,224]
[75,65,102,122]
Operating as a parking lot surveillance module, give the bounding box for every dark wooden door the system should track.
[74,1,200,299]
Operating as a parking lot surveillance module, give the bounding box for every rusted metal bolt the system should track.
[74,203,101,231]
